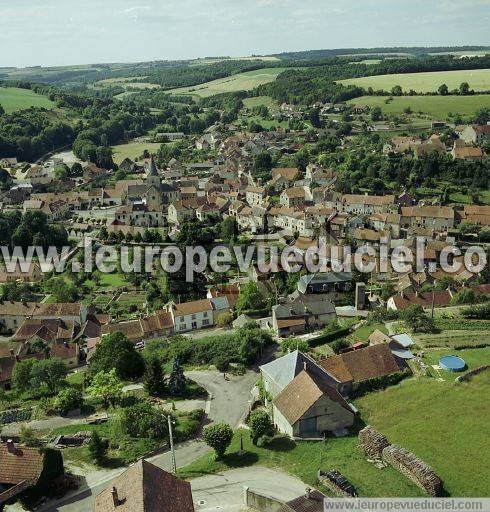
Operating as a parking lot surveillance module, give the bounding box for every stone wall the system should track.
[358,426,390,458]
[382,445,443,497]
[243,486,284,512]
[456,365,489,383]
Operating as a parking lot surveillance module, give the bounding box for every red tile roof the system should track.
[93,459,194,512]
[0,443,44,485]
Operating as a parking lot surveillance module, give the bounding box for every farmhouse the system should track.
[260,351,354,439]
[459,124,490,146]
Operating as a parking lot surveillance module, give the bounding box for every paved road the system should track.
[24,369,262,512]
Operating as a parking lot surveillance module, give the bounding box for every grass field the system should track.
[347,94,490,119]
[356,372,490,496]
[0,87,55,113]
[180,430,422,497]
[112,141,163,164]
[340,68,490,93]
[242,96,276,108]
[422,347,490,381]
[166,68,289,98]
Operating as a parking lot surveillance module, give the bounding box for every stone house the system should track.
[260,351,354,439]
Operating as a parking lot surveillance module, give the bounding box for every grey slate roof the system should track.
[298,272,352,294]
[260,350,339,392]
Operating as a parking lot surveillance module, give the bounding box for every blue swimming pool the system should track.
[439,355,466,372]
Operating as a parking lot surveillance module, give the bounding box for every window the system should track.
[203,311,208,318]
[191,314,196,320]
[202,319,210,326]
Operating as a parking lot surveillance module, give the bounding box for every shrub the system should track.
[203,423,233,459]
[461,302,490,320]
[120,401,168,440]
[54,388,83,415]
[281,337,309,355]
[88,431,107,464]
[248,409,275,445]
[451,288,477,305]
[19,425,42,447]
[331,338,350,354]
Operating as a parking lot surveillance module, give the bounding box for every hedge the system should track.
[351,369,412,398]
[308,327,351,347]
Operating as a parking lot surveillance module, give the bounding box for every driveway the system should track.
[192,467,308,511]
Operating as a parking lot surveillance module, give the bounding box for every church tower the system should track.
[146,155,161,189]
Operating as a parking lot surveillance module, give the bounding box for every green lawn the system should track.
[340,68,490,93]
[347,94,490,119]
[345,322,387,345]
[111,141,163,164]
[0,87,55,113]
[243,96,276,108]
[355,372,490,496]
[179,430,422,497]
[422,347,490,381]
[166,68,289,98]
[98,273,129,288]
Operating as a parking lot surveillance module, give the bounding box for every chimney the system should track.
[303,361,307,371]
[305,487,311,499]
[10,348,14,356]
[111,487,119,507]
[6,440,16,454]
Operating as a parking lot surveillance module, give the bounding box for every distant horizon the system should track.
[2,44,490,71]
[1,0,489,68]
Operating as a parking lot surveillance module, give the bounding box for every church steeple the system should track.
[148,155,159,177]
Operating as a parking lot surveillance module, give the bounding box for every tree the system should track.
[459,82,470,95]
[29,358,68,393]
[0,104,4,116]
[44,276,79,302]
[309,108,322,128]
[281,337,309,355]
[54,388,83,415]
[401,305,436,333]
[11,358,35,391]
[168,358,187,397]
[143,356,166,397]
[235,282,266,314]
[248,409,275,445]
[203,423,233,460]
[391,85,403,96]
[220,217,237,244]
[438,84,449,96]
[89,331,145,380]
[252,152,273,179]
[451,288,477,305]
[87,369,123,407]
[88,431,107,464]
[19,425,42,447]
[120,401,168,439]
[371,106,382,121]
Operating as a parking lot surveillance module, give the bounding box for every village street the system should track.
[16,368,261,512]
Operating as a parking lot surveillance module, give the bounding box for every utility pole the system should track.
[167,415,177,475]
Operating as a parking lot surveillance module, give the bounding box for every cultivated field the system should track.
[0,87,55,113]
[112,141,163,164]
[166,68,288,98]
[94,77,161,91]
[347,94,490,119]
[356,371,490,496]
[340,68,490,93]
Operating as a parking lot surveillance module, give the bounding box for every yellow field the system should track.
[340,68,490,93]
[166,68,288,98]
